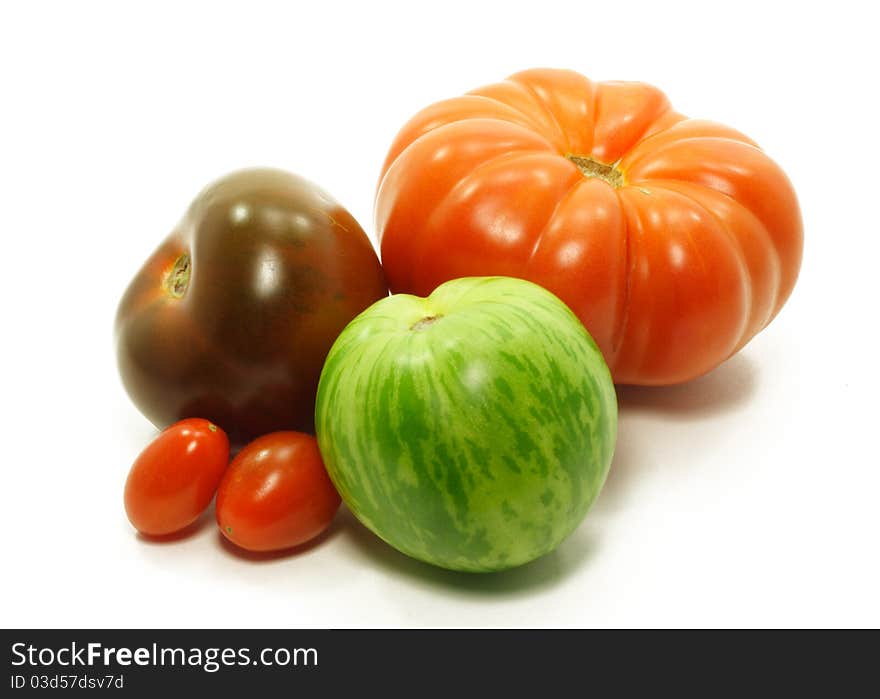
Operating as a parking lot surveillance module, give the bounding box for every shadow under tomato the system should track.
[596,352,761,514]
[614,352,759,418]
[213,507,348,563]
[336,507,598,597]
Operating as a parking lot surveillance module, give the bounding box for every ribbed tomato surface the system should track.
[375,68,803,384]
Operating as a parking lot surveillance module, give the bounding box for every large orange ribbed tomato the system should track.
[375,69,803,384]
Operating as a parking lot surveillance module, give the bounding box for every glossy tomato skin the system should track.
[375,69,804,385]
[124,418,230,536]
[116,169,388,446]
[315,277,617,572]
[215,431,340,552]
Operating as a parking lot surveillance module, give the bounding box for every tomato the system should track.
[375,68,803,385]
[215,431,340,552]
[315,277,616,571]
[115,168,388,446]
[124,418,230,536]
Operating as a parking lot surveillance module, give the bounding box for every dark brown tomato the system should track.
[115,169,388,445]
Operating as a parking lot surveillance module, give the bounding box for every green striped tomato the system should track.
[315,276,617,572]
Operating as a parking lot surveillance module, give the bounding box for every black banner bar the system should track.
[1,629,874,693]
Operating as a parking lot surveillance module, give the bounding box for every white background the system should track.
[1,0,878,628]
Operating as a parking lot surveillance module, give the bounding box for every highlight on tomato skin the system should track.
[124,418,230,537]
[215,431,341,553]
